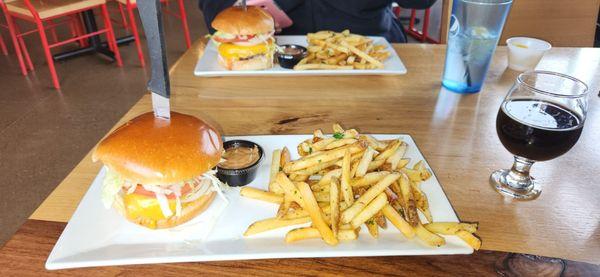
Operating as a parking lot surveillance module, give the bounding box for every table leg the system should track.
[53,10,134,62]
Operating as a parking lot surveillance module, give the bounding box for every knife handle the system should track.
[137,0,170,98]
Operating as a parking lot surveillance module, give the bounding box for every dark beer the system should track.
[496,99,583,161]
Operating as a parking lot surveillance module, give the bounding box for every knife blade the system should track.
[137,0,171,119]
[241,0,247,11]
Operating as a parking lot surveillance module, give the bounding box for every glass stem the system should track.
[506,156,535,191]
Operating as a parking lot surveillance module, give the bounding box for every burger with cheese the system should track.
[93,112,224,229]
[211,6,275,70]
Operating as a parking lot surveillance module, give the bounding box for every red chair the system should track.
[1,0,122,89]
[116,0,191,67]
[393,6,440,44]
[0,31,7,55]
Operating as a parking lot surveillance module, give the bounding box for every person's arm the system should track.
[394,0,437,9]
[198,0,237,33]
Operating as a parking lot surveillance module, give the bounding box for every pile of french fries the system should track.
[293,30,391,70]
[240,124,481,249]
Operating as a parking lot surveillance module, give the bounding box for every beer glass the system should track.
[491,71,588,200]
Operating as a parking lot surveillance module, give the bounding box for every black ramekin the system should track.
[276,44,308,69]
[216,140,264,187]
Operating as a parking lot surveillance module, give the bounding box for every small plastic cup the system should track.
[506,37,551,71]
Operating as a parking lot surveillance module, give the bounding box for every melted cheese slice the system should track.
[124,193,176,222]
[218,43,269,59]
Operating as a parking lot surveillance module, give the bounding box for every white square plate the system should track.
[194,36,407,77]
[46,135,471,270]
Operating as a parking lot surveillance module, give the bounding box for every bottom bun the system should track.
[114,191,217,229]
[218,54,273,71]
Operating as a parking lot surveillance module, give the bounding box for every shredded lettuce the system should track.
[101,167,124,209]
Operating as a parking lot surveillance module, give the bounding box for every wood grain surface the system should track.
[27,40,600,265]
[1,220,599,276]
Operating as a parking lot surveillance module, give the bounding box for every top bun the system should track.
[212,6,274,35]
[93,112,222,185]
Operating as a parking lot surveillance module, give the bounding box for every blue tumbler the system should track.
[442,0,512,93]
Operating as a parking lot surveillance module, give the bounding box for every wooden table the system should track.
[1,41,599,275]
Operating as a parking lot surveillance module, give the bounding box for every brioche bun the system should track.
[93,112,223,186]
[211,6,274,35]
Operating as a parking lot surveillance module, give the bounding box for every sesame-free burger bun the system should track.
[92,112,223,185]
[211,6,274,35]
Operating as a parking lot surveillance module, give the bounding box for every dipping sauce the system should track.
[276,44,308,69]
[219,145,260,169]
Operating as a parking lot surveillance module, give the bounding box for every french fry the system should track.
[411,183,433,223]
[402,168,423,183]
[351,171,390,187]
[290,173,310,182]
[399,174,419,226]
[283,209,310,220]
[324,138,357,150]
[456,230,481,250]
[366,218,379,238]
[244,217,311,236]
[297,182,338,245]
[367,159,386,171]
[269,149,284,194]
[294,64,354,70]
[424,222,478,235]
[276,194,292,218]
[312,138,337,151]
[413,161,432,180]
[285,227,321,243]
[337,229,359,240]
[330,177,340,237]
[340,150,354,206]
[292,159,339,176]
[317,168,342,187]
[355,146,378,177]
[375,140,401,161]
[341,41,384,69]
[382,204,415,239]
[386,143,407,170]
[359,135,388,151]
[332,123,344,133]
[314,191,330,202]
[397,158,410,169]
[350,193,388,229]
[415,223,446,247]
[374,211,386,229]
[286,227,358,242]
[281,147,291,167]
[284,143,364,172]
[240,187,283,204]
[341,173,400,224]
[276,172,304,207]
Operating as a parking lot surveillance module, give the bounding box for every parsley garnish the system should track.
[333,132,344,139]
[308,147,313,154]
[279,166,283,171]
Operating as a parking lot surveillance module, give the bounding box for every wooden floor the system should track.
[0,0,207,246]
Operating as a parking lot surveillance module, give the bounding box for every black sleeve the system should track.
[274,0,305,12]
[198,0,237,33]
[394,0,437,9]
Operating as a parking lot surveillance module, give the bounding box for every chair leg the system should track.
[100,4,122,67]
[125,4,145,67]
[14,23,34,72]
[47,19,59,43]
[4,13,28,75]
[177,0,191,48]
[0,33,8,55]
[118,3,128,30]
[35,21,60,89]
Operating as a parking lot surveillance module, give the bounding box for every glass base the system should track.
[441,80,482,94]
[490,169,541,200]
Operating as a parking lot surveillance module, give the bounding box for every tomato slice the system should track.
[131,184,192,199]
[213,34,256,43]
